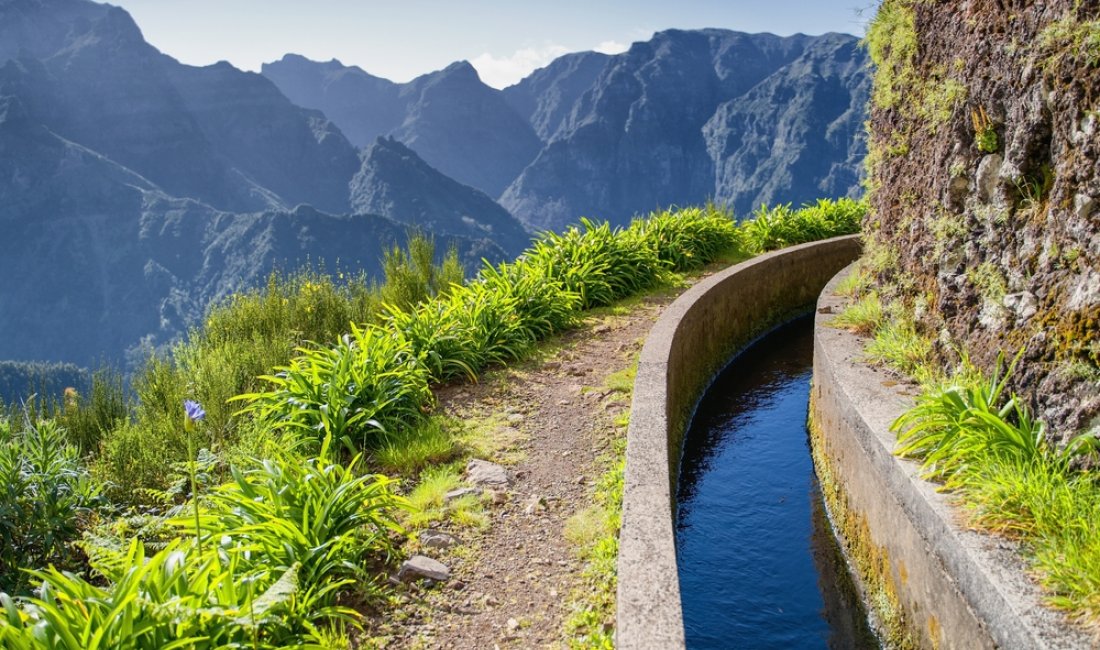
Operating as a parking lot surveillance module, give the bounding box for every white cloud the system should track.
[471,44,571,89]
[471,38,632,89]
[593,40,629,55]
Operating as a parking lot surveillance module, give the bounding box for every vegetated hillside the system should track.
[350,137,533,256]
[263,30,869,231]
[0,0,510,369]
[0,361,89,405]
[864,0,1099,440]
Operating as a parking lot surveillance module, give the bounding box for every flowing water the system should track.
[675,318,879,649]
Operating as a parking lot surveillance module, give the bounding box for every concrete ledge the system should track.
[810,266,1093,649]
[616,235,862,649]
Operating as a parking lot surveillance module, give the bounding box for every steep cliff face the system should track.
[499,29,869,231]
[865,0,1100,438]
[501,51,611,142]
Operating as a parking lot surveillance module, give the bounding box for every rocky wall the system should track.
[864,0,1099,440]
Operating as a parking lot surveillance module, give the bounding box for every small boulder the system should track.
[419,529,458,549]
[466,459,511,487]
[398,555,451,582]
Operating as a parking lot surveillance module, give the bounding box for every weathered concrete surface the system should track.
[616,235,862,649]
[811,265,1094,649]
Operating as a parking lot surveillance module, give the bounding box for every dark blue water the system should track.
[676,318,877,649]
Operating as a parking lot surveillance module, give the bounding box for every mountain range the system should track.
[0,0,869,371]
[263,29,869,231]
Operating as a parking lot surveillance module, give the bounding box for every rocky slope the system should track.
[500,29,870,231]
[350,137,532,256]
[864,0,1099,438]
[500,51,611,142]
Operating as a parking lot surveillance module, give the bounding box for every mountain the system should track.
[499,29,869,231]
[263,57,543,198]
[265,30,868,234]
[350,137,532,256]
[0,0,508,368]
[0,1,871,369]
[391,61,543,197]
[0,1,358,214]
[703,33,869,211]
[260,54,404,148]
[501,51,612,142]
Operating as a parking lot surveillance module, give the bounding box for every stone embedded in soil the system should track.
[399,555,451,582]
[523,495,548,515]
[420,529,458,549]
[444,487,481,502]
[466,459,511,487]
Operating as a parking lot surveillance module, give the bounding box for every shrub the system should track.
[628,205,743,270]
[378,234,463,312]
[527,218,665,309]
[741,198,865,253]
[233,323,432,451]
[56,369,129,456]
[181,452,406,602]
[0,418,103,594]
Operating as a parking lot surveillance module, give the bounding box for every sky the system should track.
[110,1,879,89]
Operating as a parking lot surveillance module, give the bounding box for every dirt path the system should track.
[375,288,686,649]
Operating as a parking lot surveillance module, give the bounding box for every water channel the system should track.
[675,317,879,649]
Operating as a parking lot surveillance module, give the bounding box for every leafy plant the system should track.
[0,418,104,594]
[233,323,432,451]
[629,205,743,269]
[182,452,406,601]
[971,106,998,153]
[891,353,1049,483]
[741,198,865,254]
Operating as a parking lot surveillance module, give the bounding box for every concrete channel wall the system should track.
[616,235,862,649]
[810,267,1093,649]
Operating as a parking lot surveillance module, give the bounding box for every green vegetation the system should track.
[0,361,90,406]
[0,199,864,647]
[865,1,918,112]
[563,436,625,650]
[890,355,1100,625]
[1040,12,1100,69]
[971,106,999,153]
[834,265,1100,626]
[832,292,885,336]
[0,419,103,595]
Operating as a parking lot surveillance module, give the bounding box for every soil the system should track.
[364,286,690,649]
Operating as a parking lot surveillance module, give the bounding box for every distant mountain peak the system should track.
[350,135,531,256]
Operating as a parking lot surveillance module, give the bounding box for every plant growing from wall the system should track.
[971,106,999,153]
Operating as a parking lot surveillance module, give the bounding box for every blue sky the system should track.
[111,0,879,88]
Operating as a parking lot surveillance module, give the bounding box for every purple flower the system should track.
[184,399,206,424]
